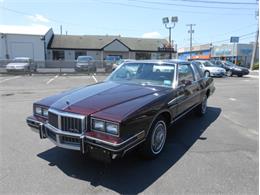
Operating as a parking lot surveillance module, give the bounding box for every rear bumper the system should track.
[26,116,145,159]
[232,69,249,75]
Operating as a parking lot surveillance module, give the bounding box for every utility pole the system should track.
[60,25,63,35]
[186,24,196,60]
[250,8,259,70]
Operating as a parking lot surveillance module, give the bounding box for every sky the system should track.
[0,0,258,48]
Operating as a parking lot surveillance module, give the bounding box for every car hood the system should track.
[6,63,28,67]
[37,81,168,121]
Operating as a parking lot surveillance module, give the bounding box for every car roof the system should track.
[124,59,189,65]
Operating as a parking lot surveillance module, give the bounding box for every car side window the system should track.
[191,63,203,79]
[178,64,195,85]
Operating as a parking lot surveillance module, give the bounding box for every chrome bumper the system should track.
[26,116,145,158]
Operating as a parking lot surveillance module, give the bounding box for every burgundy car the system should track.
[26,60,215,160]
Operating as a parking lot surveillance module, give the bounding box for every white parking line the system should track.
[0,76,21,84]
[92,75,98,83]
[46,75,59,85]
[229,98,237,101]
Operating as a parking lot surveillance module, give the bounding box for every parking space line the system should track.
[92,75,98,83]
[46,75,59,85]
[0,76,22,84]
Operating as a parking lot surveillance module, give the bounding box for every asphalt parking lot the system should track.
[0,73,258,194]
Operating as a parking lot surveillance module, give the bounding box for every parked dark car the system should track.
[211,60,249,77]
[26,60,215,161]
[75,55,96,72]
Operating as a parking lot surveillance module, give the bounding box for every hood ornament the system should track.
[66,100,71,109]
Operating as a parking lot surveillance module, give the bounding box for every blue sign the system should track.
[230,37,239,43]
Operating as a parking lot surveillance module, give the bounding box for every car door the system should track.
[175,63,200,116]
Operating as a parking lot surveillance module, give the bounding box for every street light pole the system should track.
[162,16,178,59]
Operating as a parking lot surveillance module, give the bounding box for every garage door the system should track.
[10,42,34,59]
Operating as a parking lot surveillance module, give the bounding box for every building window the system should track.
[136,52,151,60]
[75,51,87,59]
[53,50,64,60]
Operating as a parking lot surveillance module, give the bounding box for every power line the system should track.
[129,0,255,10]
[99,0,254,15]
[169,0,258,5]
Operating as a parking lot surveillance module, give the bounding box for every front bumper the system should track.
[26,116,145,159]
[232,69,249,76]
[210,71,226,77]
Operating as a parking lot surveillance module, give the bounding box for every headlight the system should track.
[35,106,42,115]
[34,105,48,117]
[106,123,119,135]
[42,108,48,117]
[92,119,105,131]
[91,118,119,135]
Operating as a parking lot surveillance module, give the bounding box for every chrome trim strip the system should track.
[122,139,146,156]
[171,103,199,124]
[85,130,145,147]
[168,94,185,106]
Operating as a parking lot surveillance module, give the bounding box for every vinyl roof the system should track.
[49,35,168,51]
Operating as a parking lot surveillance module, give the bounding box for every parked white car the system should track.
[192,60,226,77]
[6,57,37,72]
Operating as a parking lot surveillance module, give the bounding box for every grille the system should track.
[60,135,80,146]
[48,110,85,134]
[48,112,58,129]
[61,116,83,134]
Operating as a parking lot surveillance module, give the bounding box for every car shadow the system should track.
[37,106,221,194]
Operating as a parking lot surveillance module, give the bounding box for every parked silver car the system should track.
[192,60,226,77]
[6,57,37,72]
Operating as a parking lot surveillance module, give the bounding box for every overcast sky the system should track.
[0,0,258,48]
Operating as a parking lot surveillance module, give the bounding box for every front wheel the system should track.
[141,117,167,159]
[204,71,210,78]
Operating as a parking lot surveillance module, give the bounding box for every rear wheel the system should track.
[196,95,207,116]
[141,117,167,159]
[226,70,232,77]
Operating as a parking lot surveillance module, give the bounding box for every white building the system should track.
[0,25,53,66]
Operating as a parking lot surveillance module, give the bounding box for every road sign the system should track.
[230,37,239,43]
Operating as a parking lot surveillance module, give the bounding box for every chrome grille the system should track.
[60,135,80,146]
[48,109,85,134]
[61,116,82,133]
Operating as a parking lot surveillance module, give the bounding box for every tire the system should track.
[141,117,167,159]
[196,95,208,116]
[204,71,210,78]
[226,70,232,77]
[238,74,243,77]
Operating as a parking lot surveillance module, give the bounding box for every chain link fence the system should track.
[0,60,114,75]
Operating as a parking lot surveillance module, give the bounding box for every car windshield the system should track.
[77,56,92,62]
[224,61,236,67]
[107,62,175,87]
[12,58,29,63]
[203,61,215,67]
